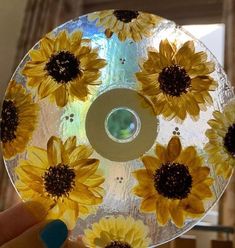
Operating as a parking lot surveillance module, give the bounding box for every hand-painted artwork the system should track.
[1,10,234,247]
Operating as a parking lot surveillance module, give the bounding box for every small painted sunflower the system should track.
[15,136,105,229]
[0,80,38,159]
[205,99,235,179]
[88,10,161,42]
[83,216,151,248]
[133,136,213,227]
[136,39,217,121]
[22,30,106,107]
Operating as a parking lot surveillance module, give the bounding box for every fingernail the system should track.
[40,220,68,248]
[24,201,47,222]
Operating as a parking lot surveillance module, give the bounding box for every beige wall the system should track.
[0,0,27,101]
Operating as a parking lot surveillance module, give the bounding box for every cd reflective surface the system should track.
[1,10,234,247]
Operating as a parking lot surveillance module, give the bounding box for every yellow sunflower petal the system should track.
[132,169,152,184]
[191,183,213,199]
[140,196,157,212]
[185,94,200,117]
[40,35,53,58]
[15,165,43,184]
[155,144,167,162]
[70,31,83,51]
[18,160,44,178]
[142,155,161,173]
[166,136,182,161]
[54,30,69,51]
[175,40,195,68]
[156,196,170,226]
[38,76,60,99]
[224,166,233,179]
[191,167,210,184]
[178,146,197,166]
[60,200,79,230]
[191,76,215,91]
[69,80,89,101]
[22,62,46,77]
[29,49,46,61]
[69,145,93,163]
[75,159,99,182]
[132,184,155,198]
[181,194,205,215]
[54,86,69,107]
[84,175,105,188]
[70,185,102,205]
[207,119,222,129]
[159,39,174,66]
[190,51,207,66]
[95,231,113,247]
[189,156,203,169]
[79,205,90,216]
[169,201,185,227]
[47,136,67,166]
[27,146,48,169]
[64,136,77,154]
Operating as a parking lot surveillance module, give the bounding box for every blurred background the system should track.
[0,0,234,247]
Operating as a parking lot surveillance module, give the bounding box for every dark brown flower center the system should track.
[105,241,132,248]
[224,124,235,157]
[0,100,19,143]
[43,164,76,198]
[154,162,192,200]
[113,10,139,23]
[158,65,191,97]
[45,51,81,83]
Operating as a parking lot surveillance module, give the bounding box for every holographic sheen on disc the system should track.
[1,10,234,247]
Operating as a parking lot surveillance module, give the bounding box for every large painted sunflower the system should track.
[15,136,104,229]
[88,10,161,42]
[22,30,106,107]
[205,99,235,179]
[136,39,217,121]
[133,136,213,227]
[83,216,150,248]
[0,80,38,159]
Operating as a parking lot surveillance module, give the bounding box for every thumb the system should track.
[1,220,68,248]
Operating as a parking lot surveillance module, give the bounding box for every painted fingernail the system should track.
[40,220,68,248]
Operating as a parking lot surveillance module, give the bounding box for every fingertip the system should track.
[0,201,47,245]
[23,201,47,222]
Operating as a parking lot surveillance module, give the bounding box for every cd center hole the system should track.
[105,108,140,143]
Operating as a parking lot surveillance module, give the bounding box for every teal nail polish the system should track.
[40,220,68,248]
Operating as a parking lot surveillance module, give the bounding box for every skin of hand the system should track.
[0,202,85,248]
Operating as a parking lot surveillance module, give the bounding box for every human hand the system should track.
[0,202,85,248]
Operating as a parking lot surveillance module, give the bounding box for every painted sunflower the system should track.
[0,80,38,159]
[22,30,106,107]
[136,39,217,121]
[83,216,150,248]
[15,136,105,229]
[88,10,161,42]
[205,99,235,179]
[133,136,213,227]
